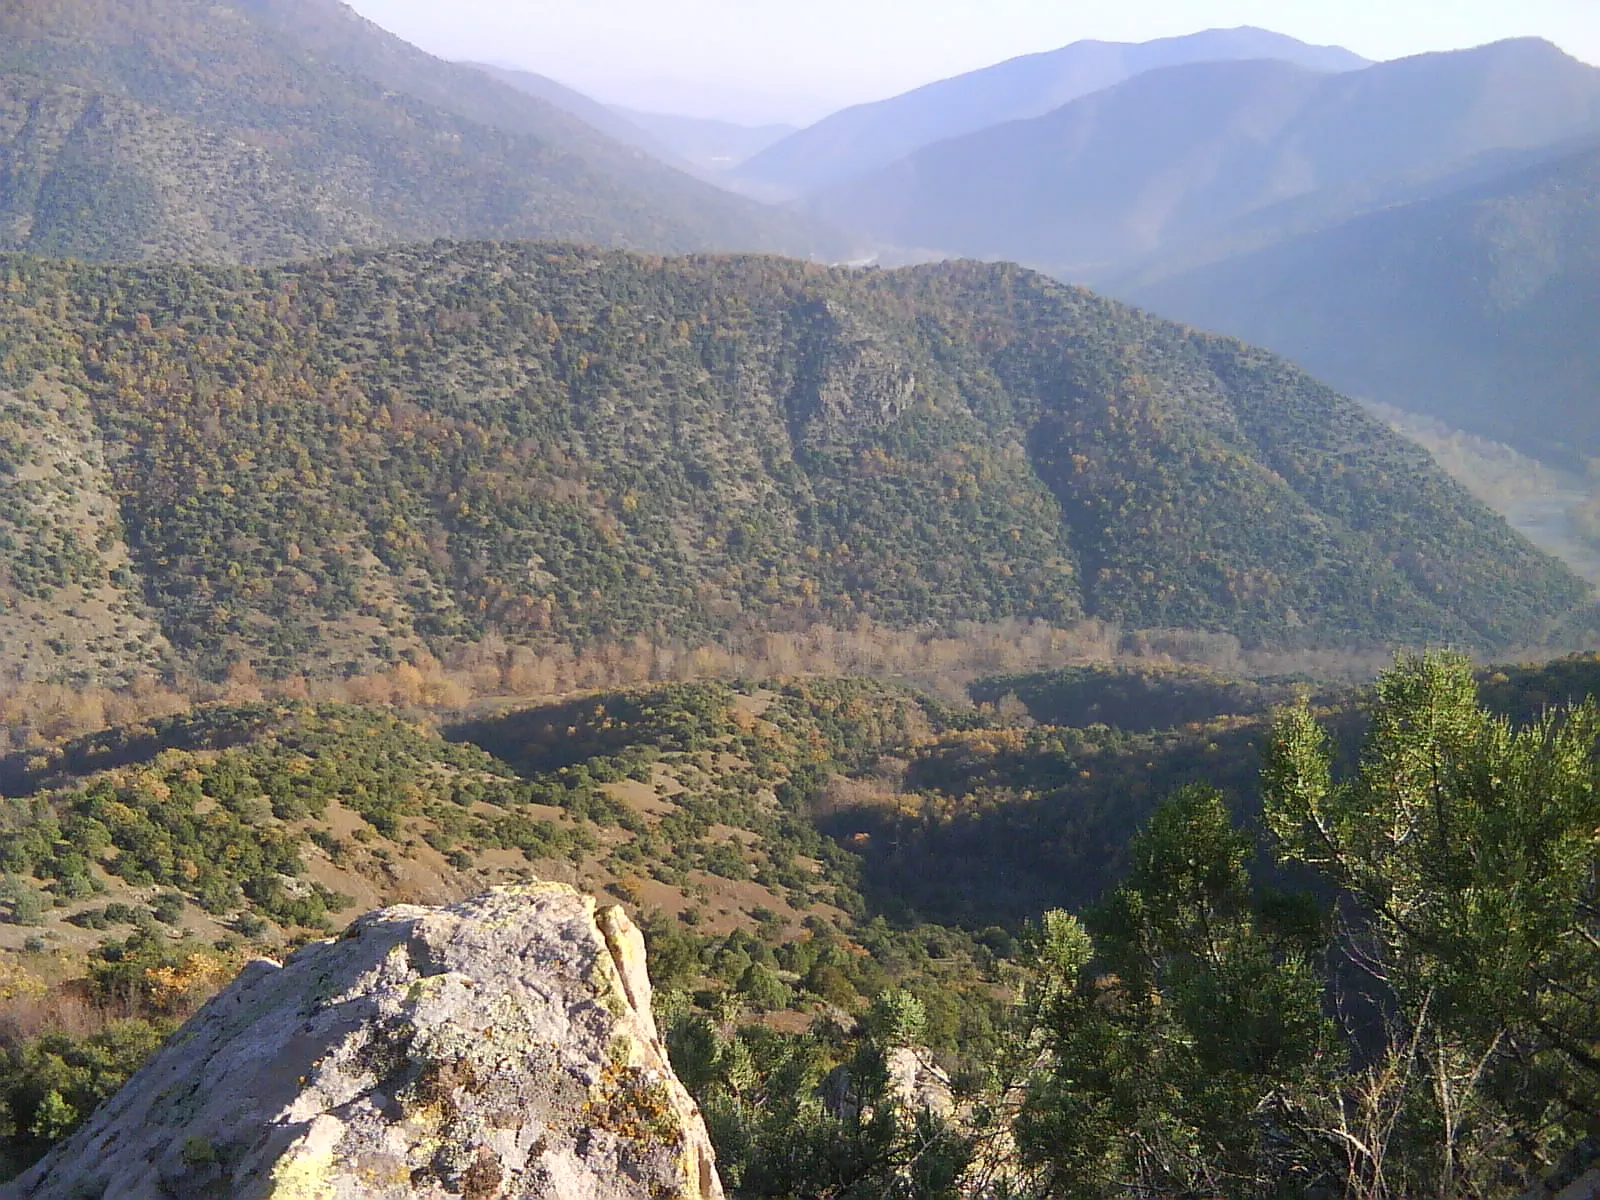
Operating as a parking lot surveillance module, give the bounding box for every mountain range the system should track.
[802,38,1600,276]
[0,0,844,264]
[1122,137,1600,465]
[0,242,1584,688]
[2,6,1600,1190]
[469,63,798,177]
[733,27,1369,198]
[8,0,1595,473]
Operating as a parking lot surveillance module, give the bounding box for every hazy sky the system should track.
[345,0,1600,124]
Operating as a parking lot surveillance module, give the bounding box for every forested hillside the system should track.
[0,677,1013,1177]
[0,242,1583,686]
[0,0,840,263]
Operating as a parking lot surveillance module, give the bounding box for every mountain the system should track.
[466,61,679,161]
[0,0,843,264]
[1120,139,1600,467]
[735,27,1369,197]
[461,69,798,176]
[616,108,798,173]
[807,39,1600,277]
[0,242,1583,689]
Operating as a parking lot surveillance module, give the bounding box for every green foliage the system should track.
[1264,651,1600,1196]
[1015,788,1333,1200]
[830,716,1275,926]
[0,701,587,928]
[675,1016,972,1199]
[0,246,1581,683]
[864,989,928,1049]
[0,1019,168,1177]
[1477,652,1600,725]
[971,663,1300,732]
[149,892,185,927]
[736,963,792,1013]
[1,878,43,927]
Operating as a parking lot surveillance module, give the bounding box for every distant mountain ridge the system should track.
[614,108,797,173]
[463,61,679,163]
[463,65,798,176]
[0,0,846,264]
[1121,137,1600,467]
[805,38,1600,276]
[735,27,1369,197]
[0,242,1583,686]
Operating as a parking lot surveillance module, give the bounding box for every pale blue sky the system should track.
[347,0,1600,124]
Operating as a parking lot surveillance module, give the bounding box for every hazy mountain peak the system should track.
[734,26,1370,196]
[1396,34,1579,63]
[805,37,1600,276]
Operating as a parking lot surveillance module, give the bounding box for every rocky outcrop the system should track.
[6,884,723,1200]
[883,1045,956,1119]
[823,1045,956,1124]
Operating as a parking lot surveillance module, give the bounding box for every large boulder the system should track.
[6,884,723,1200]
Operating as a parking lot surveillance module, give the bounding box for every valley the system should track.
[0,1,1596,1197]
[1370,403,1600,585]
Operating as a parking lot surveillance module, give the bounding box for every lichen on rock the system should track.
[4,884,723,1200]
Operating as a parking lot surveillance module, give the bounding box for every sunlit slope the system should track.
[0,244,1584,684]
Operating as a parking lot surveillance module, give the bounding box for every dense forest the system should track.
[0,243,1585,690]
[1,655,1600,1196]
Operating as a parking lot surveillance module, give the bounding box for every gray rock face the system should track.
[7,884,723,1200]
[884,1046,955,1119]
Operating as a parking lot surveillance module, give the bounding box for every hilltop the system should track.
[735,27,1368,198]
[0,242,1584,689]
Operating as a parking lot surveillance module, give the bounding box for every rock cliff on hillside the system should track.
[5,885,723,1200]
